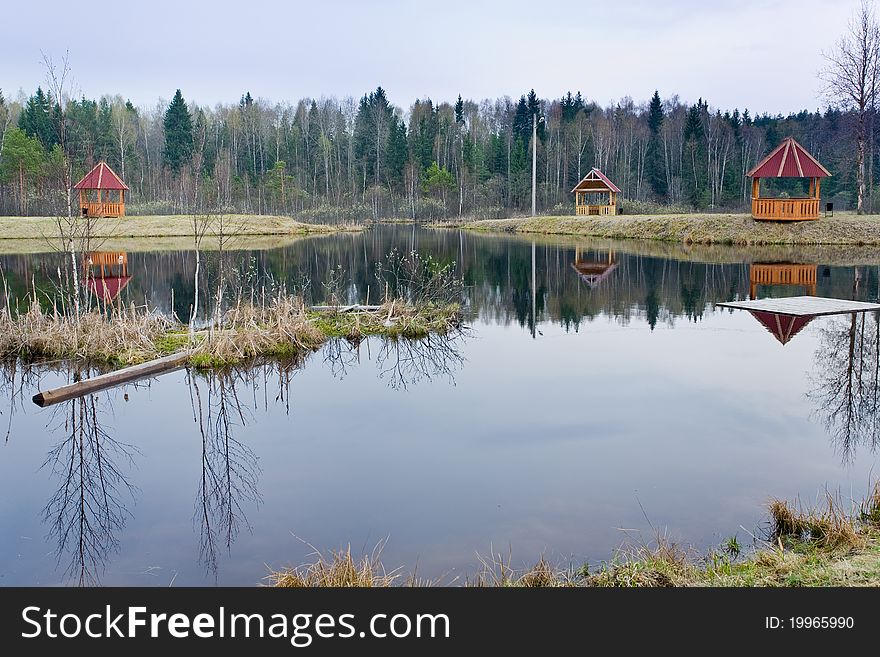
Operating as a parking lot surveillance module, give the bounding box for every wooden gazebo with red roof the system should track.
[73,161,128,218]
[572,168,620,216]
[747,137,831,221]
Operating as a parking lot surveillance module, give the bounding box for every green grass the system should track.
[437,212,880,246]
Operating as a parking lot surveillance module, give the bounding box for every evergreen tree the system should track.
[408,99,438,171]
[353,87,395,188]
[512,96,530,143]
[385,118,408,190]
[645,90,667,199]
[682,100,708,206]
[454,95,464,125]
[526,89,545,140]
[96,98,114,163]
[19,88,58,149]
[163,89,194,173]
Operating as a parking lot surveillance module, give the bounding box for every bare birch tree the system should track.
[821,0,880,213]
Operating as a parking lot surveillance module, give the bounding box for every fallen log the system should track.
[32,351,190,407]
[308,304,383,312]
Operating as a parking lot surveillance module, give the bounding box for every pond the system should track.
[0,225,878,585]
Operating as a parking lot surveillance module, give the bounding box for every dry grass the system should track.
[860,482,880,528]
[0,214,359,242]
[0,295,462,368]
[443,212,880,246]
[268,544,401,588]
[769,494,865,551]
[585,535,696,587]
[0,299,174,365]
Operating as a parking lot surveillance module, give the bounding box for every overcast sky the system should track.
[0,0,861,114]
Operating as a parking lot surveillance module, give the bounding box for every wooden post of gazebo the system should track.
[571,168,620,216]
[747,137,831,221]
[73,161,129,218]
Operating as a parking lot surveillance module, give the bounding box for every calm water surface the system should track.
[0,226,879,585]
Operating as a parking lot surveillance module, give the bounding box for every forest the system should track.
[0,76,872,220]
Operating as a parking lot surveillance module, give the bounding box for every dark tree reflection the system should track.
[41,378,137,585]
[188,370,261,580]
[809,312,880,462]
[376,334,466,390]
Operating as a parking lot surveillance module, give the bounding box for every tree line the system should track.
[2,4,879,221]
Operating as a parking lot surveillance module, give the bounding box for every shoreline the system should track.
[270,489,880,587]
[435,213,880,246]
[0,214,362,243]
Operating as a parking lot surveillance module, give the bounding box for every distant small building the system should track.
[747,137,830,221]
[83,252,131,302]
[571,168,620,216]
[73,161,128,218]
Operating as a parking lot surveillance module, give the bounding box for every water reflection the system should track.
[810,312,880,462]
[187,370,261,580]
[3,227,879,334]
[571,246,617,288]
[83,251,132,303]
[748,311,815,345]
[41,374,137,585]
[749,262,817,299]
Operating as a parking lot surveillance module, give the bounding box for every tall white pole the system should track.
[531,113,537,217]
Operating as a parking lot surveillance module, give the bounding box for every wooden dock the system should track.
[717,296,880,317]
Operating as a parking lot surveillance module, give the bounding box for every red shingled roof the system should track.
[571,168,622,194]
[747,137,831,179]
[73,161,129,190]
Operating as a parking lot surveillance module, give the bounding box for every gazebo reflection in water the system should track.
[571,245,617,288]
[83,252,132,302]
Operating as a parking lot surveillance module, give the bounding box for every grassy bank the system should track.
[0,297,462,369]
[269,486,880,587]
[0,214,360,242]
[438,212,880,246]
[0,234,320,255]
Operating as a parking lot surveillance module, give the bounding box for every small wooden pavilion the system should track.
[749,262,817,299]
[571,245,617,288]
[73,161,128,218]
[572,168,620,216]
[747,137,830,221]
[83,252,131,302]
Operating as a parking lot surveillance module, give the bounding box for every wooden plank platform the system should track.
[717,296,880,317]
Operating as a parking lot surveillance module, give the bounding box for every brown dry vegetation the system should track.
[439,212,880,246]
[0,297,463,368]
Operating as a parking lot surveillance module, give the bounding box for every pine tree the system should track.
[353,87,396,188]
[454,95,464,125]
[526,89,545,140]
[513,96,530,143]
[163,89,194,173]
[645,90,668,199]
[682,100,708,206]
[385,118,408,190]
[19,88,58,150]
